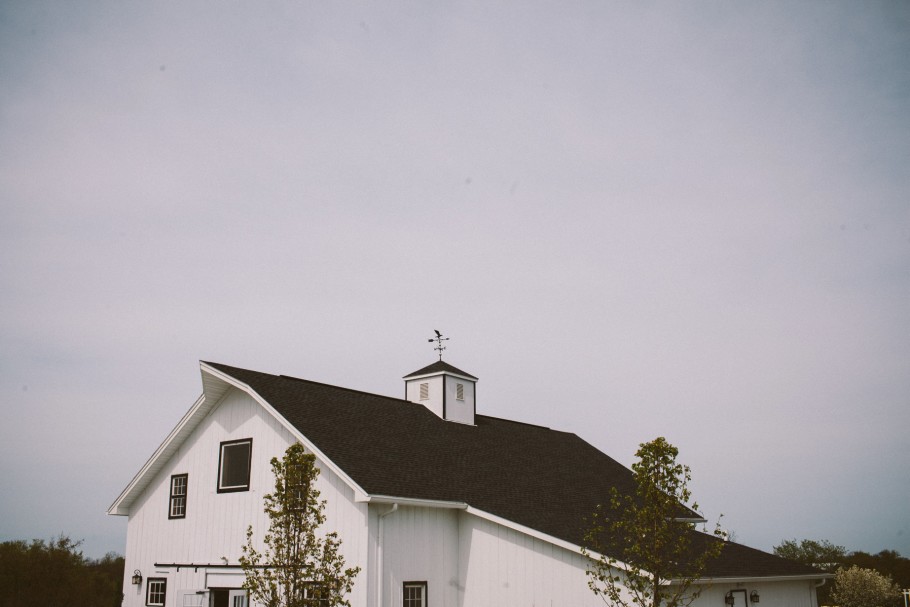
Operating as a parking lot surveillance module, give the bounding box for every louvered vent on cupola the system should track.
[403,360,478,425]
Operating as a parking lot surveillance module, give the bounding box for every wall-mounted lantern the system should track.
[750,591,760,603]
[725,592,735,605]
[131,570,143,585]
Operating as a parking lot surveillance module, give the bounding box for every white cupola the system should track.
[404,360,478,425]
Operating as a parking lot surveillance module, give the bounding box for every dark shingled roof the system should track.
[205,361,822,580]
[403,360,478,380]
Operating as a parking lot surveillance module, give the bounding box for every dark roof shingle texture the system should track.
[205,362,821,579]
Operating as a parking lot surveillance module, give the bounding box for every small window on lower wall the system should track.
[218,438,252,493]
[403,582,427,607]
[147,578,166,606]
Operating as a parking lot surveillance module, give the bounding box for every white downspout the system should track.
[377,503,399,607]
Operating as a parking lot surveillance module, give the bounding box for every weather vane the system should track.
[428,330,449,361]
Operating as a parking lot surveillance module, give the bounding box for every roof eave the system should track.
[403,370,478,383]
[107,393,210,516]
[199,362,371,502]
[684,573,834,584]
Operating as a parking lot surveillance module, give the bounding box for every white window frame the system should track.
[146,578,167,606]
[456,383,464,401]
[419,383,429,400]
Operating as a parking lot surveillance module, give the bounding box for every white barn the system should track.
[108,360,826,607]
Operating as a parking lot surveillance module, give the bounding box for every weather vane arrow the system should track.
[428,330,449,361]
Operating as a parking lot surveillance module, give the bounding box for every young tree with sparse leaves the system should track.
[240,443,360,607]
[584,437,724,607]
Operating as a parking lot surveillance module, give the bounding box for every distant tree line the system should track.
[773,539,908,607]
[0,535,123,607]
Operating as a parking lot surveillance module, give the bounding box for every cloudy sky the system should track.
[1,1,908,560]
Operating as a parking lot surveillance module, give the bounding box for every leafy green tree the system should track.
[584,437,724,607]
[846,551,910,595]
[0,535,123,607]
[773,539,848,572]
[240,443,360,607]
[832,565,901,607]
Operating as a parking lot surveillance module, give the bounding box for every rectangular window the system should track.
[302,582,327,605]
[218,438,252,493]
[286,462,308,510]
[456,383,464,401]
[169,474,188,519]
[419,383,429,400]
[403,582,426,607]
[147,578,167,606]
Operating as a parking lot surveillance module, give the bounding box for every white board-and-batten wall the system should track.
[120,387,369,607]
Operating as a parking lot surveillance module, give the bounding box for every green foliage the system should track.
[832,565,901,607]
[773,539,848,572]
[773,539,910,606]
[0,535,124,607]
[240,443,360,607]
[584,437,724,607]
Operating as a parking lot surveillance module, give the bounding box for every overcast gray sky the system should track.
[1,1,908,560]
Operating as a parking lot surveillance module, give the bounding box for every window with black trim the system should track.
[146,578,166,606]
[218,438,252,493]
[403,582,426,607]
[169,473,187,519]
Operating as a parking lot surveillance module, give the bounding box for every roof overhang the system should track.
[107,361,372,516]
[359,494,469,509]
[685,574,834,584]
[403,370,478,383]
[108,393,210,516]
[197,362,371,502]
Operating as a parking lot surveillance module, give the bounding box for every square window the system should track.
[218,439,252,493]
[302,582,328,605]
[147,578,167,606]
[403,582,426,607]
[169,474,187,519]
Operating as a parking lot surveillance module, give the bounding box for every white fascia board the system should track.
[107,393,209,516]
[404,371,478,383]
[464,506,610,562]
[199,362,371,503]
[685,574,833,584]
[675,516,709,524]
[358,494,468,509]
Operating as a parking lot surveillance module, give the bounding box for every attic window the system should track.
[456,383,464,401]
[419,382,429,400]
[168,473,187,519]
[218,438,252,493]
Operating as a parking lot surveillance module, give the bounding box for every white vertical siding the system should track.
[378,506,460,607]
[697,580,819,607]
[442,378,474,425]
[457,513,604,606]
[405,375,444,418]
[122,387,369,607]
